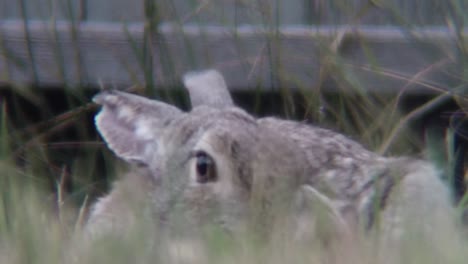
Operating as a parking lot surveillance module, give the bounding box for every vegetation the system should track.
[0,0,468,263]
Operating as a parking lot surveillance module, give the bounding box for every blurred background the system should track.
[0,0,467,211]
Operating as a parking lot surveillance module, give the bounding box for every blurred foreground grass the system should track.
[0,138,467,264]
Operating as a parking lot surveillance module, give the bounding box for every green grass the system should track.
[0,160,467,264]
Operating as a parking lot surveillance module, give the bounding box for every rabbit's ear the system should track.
[183,69,234,109]
[93,90,182,164]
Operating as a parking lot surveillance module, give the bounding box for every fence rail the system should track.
[0,20,463,93]
[0,0,457,25]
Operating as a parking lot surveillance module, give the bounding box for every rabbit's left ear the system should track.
[93,90,183,165]
[183,69,234,109]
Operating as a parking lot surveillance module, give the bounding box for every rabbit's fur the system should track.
[88,70,456,246]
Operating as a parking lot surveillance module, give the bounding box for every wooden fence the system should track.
[0,0,465,92]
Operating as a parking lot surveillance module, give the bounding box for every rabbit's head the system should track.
[92,70,329,239]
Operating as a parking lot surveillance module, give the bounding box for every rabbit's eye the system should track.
[195,151,217,183]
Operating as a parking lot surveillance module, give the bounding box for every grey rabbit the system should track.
[86,69,456,250]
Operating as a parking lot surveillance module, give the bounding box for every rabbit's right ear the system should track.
[93,90,182,165]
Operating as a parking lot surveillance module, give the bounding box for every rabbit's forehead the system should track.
[167,107,305,156]
[165,107,258,146]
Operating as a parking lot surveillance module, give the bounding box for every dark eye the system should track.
[195,151,217,183]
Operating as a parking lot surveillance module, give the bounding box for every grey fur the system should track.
[88,70,456,244]
[183,69,234,109]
